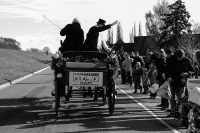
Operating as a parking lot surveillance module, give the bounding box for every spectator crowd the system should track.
[117,48,199,118]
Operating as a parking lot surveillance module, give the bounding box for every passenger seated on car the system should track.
[83,19,118,52]
[59,18,84,53]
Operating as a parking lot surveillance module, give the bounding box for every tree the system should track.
[145,0,170,46]
[191,21,200,34]
[153,0,171,26]
[129,27,134,43]
[145,11,159,36]
[116,22,123,43]
[42,46,52,53]
[157,0,192,49]
[106,27,114,47]
[26,48,41,52]
[138,21,142,36]
[0,37,21,50]
[145,11,160,50]
[134,22,137,36]
[178,34,200,64]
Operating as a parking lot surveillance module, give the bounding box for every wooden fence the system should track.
[112,36,156,56]
[134,36,156,56]
[112,35,200,56]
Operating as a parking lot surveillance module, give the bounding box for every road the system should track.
[0,68,188,133]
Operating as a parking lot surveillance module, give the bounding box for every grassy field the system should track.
[0,49,54,85]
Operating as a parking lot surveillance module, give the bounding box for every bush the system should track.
[0,37,21,50]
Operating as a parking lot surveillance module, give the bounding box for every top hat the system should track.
[96,19,106,25]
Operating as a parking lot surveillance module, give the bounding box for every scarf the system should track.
[97,33,111,53]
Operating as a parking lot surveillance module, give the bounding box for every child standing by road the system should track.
[133,62,143,93]
[145,61,158,98]
[142,68,149,94]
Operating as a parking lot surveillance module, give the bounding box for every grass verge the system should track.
[0,49,53,85]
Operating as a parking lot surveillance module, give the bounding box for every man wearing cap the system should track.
[59,18,84,53]
[83,19,118,51]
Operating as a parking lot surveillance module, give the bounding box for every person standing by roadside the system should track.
[193,62,199,79]
[132,51,145,68]
[146,60,158,98]
[161,49,174,112]
[165,49,194,117]
[130,52,135,59]
[142,68,149,94]
[156,49,169,110]
[144,51,153,70]
[119,53,127,84]
[124,53,134,86]
[132,51,145,86]
[133,62,143,93]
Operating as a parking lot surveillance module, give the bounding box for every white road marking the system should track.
[116,85,181,133]
[0,66,50,91]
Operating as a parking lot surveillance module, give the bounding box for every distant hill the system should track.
[0,49,54,85]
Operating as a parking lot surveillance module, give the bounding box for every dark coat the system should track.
[83,25,111,51]
[118,54,126,70]
[144,56,151,69]
[132,56,145,68]
[133,67,143,84]
[60,22,84,52]
[156,56,166,81]
[166,55,194,87]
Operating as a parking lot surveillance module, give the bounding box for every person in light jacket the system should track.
[124,53,134,86]
[146,61,158,99]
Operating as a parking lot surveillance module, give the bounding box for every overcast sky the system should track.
[0,0,200,53]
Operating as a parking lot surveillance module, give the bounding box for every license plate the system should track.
[69,72,103,87]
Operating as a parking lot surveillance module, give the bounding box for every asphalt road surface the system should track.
[0,68,188,133]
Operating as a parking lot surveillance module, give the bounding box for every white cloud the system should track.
[7,22,15,25]
[0,0,200,52]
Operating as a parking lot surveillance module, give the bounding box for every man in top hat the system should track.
[83,18,118,51]
[82,19,117,97]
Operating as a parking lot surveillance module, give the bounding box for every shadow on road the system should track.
[0,73,186,132]
[0,92,178,132]
[0,74,187,132]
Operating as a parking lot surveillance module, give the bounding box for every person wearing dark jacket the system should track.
[144,51,153,70]
[119,53,127,84]
[166,49,194,117]
[156,49,169,109]
[132,51,145,68]
[83,19,118,51]
[163,49,174,112]
[60,18,84,53]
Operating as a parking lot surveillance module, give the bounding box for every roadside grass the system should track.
[0,48,54,85]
